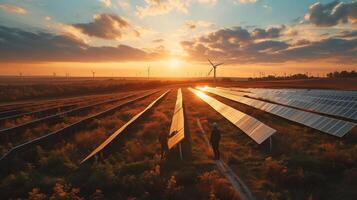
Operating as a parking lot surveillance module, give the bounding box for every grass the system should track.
[0,79,175,103]
[0,91,144,151]
[188,89,357,200]
[0,88,244,199]
[1,85,355,199]
[0,91,166,197]
[0,91,135,130]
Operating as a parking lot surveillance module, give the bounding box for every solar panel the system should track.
[168,88,185,149]
[189,88,276,144]
[80,90,170,164]
[220,87,357,121]
[232,88,357,102]
[201,87,356,137]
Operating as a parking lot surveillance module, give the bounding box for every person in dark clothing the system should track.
[210,122,221,160]
[159,131,169,160]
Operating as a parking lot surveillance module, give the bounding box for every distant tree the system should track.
[249,73,309,81]
[326,70,357,78]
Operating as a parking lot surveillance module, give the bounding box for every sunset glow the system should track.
[0,0,356,77]
[169,58,181,69]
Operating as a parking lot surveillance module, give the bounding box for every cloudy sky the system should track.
[0,0,356,77]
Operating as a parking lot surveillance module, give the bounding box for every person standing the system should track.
[210,122,221,160]
[159,131,169,160]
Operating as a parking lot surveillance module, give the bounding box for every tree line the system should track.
[248,70,357,81]
[326,70,357,78]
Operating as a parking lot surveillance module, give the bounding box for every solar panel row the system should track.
[189,88,276,144]
[236,88,357,101]
[232,88,357,101]
[80,90,170,164]
[222,88,357,121]
[247,89,357,106]
[202,87,356,137]
[168,88,185,149]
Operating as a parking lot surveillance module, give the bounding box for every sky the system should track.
[0,0,356,77]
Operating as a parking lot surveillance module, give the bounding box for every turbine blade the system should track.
[214,63,224,67]
[207,58,214,67]
[208,67,214,75]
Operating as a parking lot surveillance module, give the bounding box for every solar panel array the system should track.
[168,88,185,149]
[200,87,356,137]
[233,88,357,100]
[189,88,276,144]
[225,88,357,121]
[0,90,160,162]
[80,90,170,164]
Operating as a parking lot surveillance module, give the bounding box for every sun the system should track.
[169,58,180,68]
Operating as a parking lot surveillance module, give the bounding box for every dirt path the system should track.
[196,118,255,200]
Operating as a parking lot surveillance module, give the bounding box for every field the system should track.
[0,77,356,200]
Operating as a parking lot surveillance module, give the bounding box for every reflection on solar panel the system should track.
[168,88,185,149]
[224,88,357,121]
[189,88,276,144]
[201,87,356,137]
[80,90,170,164]
[234,88,357,100]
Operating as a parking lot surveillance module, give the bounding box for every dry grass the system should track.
[2,85,355,199]
[0,90,136,130]
[116,90,176,162]
[198,170,241,200]
[0,92,145,148]
[187,89,357,199]
[1,88,239,199]
[74,127,108,151]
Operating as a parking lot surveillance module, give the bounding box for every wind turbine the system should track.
[207,58,223,84]
[92,71,95,79]
[147,66,150,80]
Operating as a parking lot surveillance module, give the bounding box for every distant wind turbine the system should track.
[92,71,95,79]
[207,58,223,84]
[147,66,150,80]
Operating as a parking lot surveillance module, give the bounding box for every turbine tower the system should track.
[207,58,223,84]
[92,71,95,79]
[147,66,150,80]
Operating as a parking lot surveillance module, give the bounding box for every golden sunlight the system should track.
[169,58,180,69]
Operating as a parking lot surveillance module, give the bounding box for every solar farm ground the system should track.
[0,79,356,200]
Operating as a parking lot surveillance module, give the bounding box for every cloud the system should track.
[136,0,219,17]
[153,38,164,43]
[72,13,138,40]
[277,38,357,62]
[304,1,357,26]
[247,40,289,52]
[136,0,190,17]
[0,25,165,62]
[0,3,27,14]
[263,4,272,11]
[197,0,217,6]
[235,0,258,4]
[118,0,130,9]
[184,20,216,30]
[251,25,285,39]
[180,26,357,64]
[100,0,112,7]
[337,30,357,38]
[293,39,310,46]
